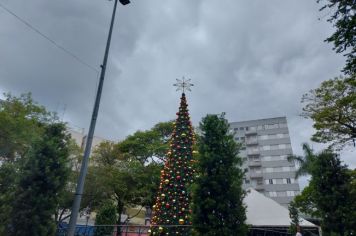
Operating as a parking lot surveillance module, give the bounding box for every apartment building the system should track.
[67,127,109,152]
[230,117,300,207]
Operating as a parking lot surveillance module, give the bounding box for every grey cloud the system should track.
[0,0,354,185]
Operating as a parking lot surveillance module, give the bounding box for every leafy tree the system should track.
[117,121,174,164]
[55,139,84,225]
[309,150,355,236]
[287,143,317,177]
[92,141,121,166]
[0,162,18,234]
[293,185,319,218]
[288,201,300,235]
[88,142,160,227]
[94,201,117,236]
[301,76,356,149]
[7,123,71,236]
[191,114,247,236]
[137,163,162,207]
[0,92,54,161]
[0,93,68,235]
[317,0,356,75]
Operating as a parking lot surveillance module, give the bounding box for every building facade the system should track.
[229,117,300,207]
[67,127,109,152]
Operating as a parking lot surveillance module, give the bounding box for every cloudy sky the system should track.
[0,0,354,186]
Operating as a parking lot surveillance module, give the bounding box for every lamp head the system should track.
[119,0,130,5]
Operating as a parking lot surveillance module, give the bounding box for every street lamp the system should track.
[67,0,130,235]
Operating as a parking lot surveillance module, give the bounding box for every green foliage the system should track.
[0,92,55,161]
[293,148,355,236]
[0,162,18,234]
[94,201,117,236]
[92,141,121,166]
[294,185,319,218]
[0,93,71,235]
[117,121,174,164]
[309,150,355,236]
[302,76,356,149]
[288,201,300,235]
[192,114,247,236]
[288,143,317,178]
[317,0,356,75]
[87,141,162,226]
[7,123,71,236]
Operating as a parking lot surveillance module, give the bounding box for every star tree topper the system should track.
[173,77,194,93]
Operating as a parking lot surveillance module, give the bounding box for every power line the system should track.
[0,2,99,73]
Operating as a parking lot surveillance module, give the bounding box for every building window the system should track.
[244,179,250,184]
[269,191,277,197]
[239,127,244,130]
[279,123,288,128]
[246,127,249,131]
[262,145,271,151]
[286,178,291,184]
[269,179,273,184]
[235,137,239,140]
[277,191,287,197]
[287,191,295,197]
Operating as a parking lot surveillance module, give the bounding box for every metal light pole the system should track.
[67,0,130,235]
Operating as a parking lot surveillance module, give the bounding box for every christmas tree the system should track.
[150,82,195,236]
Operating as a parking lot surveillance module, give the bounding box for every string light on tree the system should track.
[150,77,196,236]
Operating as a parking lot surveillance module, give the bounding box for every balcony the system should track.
[249,172,263,178]
[248,160,262,167]
[246,139,258,146]
[255,184,264,191]
[247,150,260,156]
[245,129,257,136]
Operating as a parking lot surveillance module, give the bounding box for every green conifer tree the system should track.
[192,114,247,236]
[150,93,195,236]
[7,123,70,236]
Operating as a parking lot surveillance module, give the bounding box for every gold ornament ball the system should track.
[164,179,169,184]
[161,193,165,197]
[179,219,184,225]
[159,227,164,232]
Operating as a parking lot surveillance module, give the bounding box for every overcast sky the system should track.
[0,0,354,187]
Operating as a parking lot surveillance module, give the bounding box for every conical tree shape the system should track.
[150,93,195,236]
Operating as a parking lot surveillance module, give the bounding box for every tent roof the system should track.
[244,188,316,227]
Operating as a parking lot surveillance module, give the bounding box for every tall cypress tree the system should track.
[150,93,195,236]
[192,114,247,236]
[7,123,70,236]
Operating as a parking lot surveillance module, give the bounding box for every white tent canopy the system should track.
[244,188,316,227]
